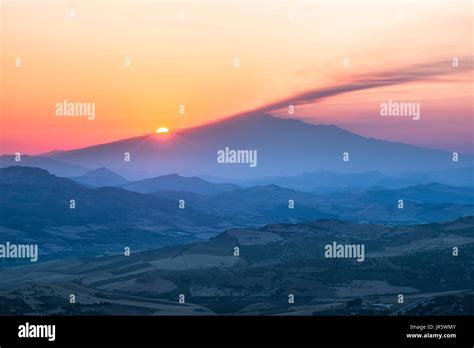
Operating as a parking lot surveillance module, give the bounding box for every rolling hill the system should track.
[71,167,130,187]
[0,217,472,315]
[120,174,239,194]
[0,155,89,177]
[1,166,473,260]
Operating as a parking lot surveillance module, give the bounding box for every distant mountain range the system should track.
[2,156,471,191]
[1,166,473,260]
[119,173,239,194]
[70,167,240,194]
[0,154,89,177]
[361,183,474,205]
[0,167,230,258]
[239,167,474,191]
[71,167,129,187]
[36,114,472,179]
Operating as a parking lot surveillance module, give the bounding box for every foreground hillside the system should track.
[0,217,472,315]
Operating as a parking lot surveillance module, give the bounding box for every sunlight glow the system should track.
[156,127,170,134]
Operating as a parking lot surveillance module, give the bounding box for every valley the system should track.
[0,217,472,315]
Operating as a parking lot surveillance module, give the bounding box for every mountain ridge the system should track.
[41,113,471,179]
[119,173,239,194]
[71,167,130,187]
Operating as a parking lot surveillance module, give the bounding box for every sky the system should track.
[1,0,473,154]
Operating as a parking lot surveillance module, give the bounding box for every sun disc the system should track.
[156,127,170,134]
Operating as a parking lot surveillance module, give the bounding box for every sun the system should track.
[156,127,170,134]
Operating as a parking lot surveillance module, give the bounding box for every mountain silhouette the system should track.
[240,168,474,191]
[1,166,473,260]
[71,167,129,187]
[41,113,473,179]
[120,173,239,194]
[0,155,89,177]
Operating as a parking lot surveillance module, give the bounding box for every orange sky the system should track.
[1,0,473,154]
